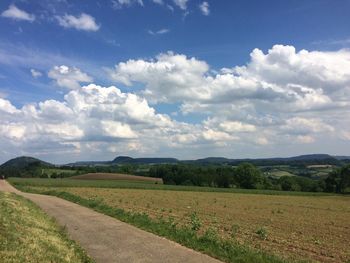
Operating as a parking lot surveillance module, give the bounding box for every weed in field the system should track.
[189,212,202,231]
[231,224,240,239]
[312,237,321,245]
[256,227,268,240]
[203,227,218,241]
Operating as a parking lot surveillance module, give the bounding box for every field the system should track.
[42,168,77,176]
[268,170,296,177]
[8,178,334,196]
[10,178,350,263]
[0,191,93,263]
[71,172,163,183]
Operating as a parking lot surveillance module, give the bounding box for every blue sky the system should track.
[0,0,350,163]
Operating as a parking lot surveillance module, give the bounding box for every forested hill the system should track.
[2,154,350,168]
[0,156,52,169]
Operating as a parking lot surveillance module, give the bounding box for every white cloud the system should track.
[3,45,350,162]
[1,5,35,22]
[152,0,164,4]
[109,52,210,103]
[0,98,20,114]
[30,69,42,78]
[101,120,138,139]
[296,135,315,144]
[112,0,144,9]
[148,28,170,35]
[56,13,100,31]
[282,117,334,135]
[219,121,256,132]
[0,84,183,160]
[199,1,210,15]
[0,123,26,140]
[108,45,350,115]
[173,0,188,10]
[202,129,237,141]
[48,65,93,89]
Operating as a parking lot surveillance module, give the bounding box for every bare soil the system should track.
[71,173,163,184]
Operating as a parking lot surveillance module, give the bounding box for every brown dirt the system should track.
[50,187,350,263]
[71,173,163,183]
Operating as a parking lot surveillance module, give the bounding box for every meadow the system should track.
[9,178,350,263]
[0,191,93,263]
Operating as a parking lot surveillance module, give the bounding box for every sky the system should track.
[0,0,350,164]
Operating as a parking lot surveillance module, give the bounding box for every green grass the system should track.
[269,170,296,178]
[0,191,93,263]
[15,187,289,263]
[8,177,335,196]
[41,168,77,175]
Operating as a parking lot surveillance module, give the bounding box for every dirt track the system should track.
[0,180,221,263]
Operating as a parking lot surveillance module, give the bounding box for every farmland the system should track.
[70,172,163,183]
[10,178,350,263]
[0,191,93,263]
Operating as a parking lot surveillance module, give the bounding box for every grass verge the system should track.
[16,186,289,263]
[0,191,93,263]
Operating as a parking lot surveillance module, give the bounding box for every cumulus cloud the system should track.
[112,0,144,9]
[56,13,100,31]
[30,69,42,78]
[173,0,188,10]
[109,52,210,103]
[2,45,350,162]
[1,5,35,22]
[199,1,210,15]
[108,45,350,115]
[48,65,93,89]
[106,44,350,154]
[0,84,182,160]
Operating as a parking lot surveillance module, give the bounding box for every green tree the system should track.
[234,163,262,189]
[326,165,350,193]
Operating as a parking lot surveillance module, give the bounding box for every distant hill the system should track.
[67,156,179,166]
[0,156,53,178]
[333,155,350,160]
[187,154,341,166]
[0,156,52,169]
[3,153,347,169]
[112,157,178,165]
[66,154,344,167]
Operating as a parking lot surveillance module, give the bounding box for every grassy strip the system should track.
[0,191,93,263]
[16,186,289,263]
[8,177,334,196]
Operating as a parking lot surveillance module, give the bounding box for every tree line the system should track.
[148,163,350,193]
[1,160,349,193]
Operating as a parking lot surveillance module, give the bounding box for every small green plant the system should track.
[189,212,202,231]
[256,227,268,240]
[203,227,218,241]
[230,224,240,238]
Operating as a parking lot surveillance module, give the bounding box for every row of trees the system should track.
[2,159,349,193]
[149,163,350,193]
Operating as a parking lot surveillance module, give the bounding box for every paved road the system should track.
[0,180,221,263]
